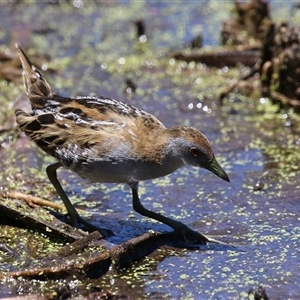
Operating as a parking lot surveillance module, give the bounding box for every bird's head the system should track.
[168,126,230,182]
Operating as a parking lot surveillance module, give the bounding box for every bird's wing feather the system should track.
[16,95,166,168]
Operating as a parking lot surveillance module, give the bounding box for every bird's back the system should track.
[15,46,166,178]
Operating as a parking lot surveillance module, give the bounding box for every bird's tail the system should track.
[16,44,54,109]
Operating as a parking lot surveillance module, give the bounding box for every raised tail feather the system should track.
[16,44,53,103]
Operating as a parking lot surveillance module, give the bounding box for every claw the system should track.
[175,225,209,246]
[75,216,114,238]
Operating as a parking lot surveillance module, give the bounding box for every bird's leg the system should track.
[130,182,208,245]
[46,162,113,237]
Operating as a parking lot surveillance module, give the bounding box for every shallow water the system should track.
[0,1,300,299]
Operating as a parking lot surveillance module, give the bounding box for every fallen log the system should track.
[172,48,260,67]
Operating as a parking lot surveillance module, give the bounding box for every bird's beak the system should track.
[203,157,230,182]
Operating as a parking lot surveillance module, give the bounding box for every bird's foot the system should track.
[174,224,209,246]
[72,216,114,238]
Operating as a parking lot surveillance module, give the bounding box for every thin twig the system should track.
[3,191,65,211]
[271,91,300,108]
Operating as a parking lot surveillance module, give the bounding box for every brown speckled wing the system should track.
[15,94,166,168]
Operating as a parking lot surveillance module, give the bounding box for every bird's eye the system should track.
[190,147,200,157]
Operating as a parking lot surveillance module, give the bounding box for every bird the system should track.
[15,45,229,245]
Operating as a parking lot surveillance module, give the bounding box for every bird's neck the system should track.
[140,127,185,167]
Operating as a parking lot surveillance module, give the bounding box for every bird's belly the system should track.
[76,161,134,183]
[69,159,180,184]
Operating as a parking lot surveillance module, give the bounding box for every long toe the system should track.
[77,217,114,237]
[175,224,209,246]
